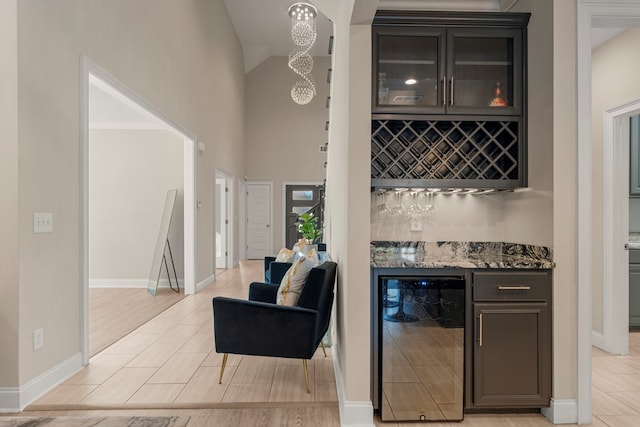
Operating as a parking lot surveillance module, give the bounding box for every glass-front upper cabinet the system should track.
[373,28,445,113]
[447,28,522,115]
[372,14,527,116]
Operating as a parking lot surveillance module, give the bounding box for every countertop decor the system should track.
[371,240,554,269]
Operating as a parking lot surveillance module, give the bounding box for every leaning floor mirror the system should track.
[147,188,178,296]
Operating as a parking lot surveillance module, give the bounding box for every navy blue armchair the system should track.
[263,256,292,284]
[212,261,337,392]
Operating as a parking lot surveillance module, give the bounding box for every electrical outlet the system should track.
[33,328,44,351]
[410,221,423,232]
[33,213,53,233]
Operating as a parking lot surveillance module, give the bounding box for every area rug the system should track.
[0,416,190,427]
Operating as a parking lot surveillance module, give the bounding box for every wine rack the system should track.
[371,119,521,189]
[371,11,529,190]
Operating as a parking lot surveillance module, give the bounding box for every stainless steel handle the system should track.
[478,313,483,347]
[441,75,447,106]
[497,285,531,290]
[450,76,454,106]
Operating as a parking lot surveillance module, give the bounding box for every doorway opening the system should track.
[80,57,196,364]
[600,100,640,355]
[577,2,640,423]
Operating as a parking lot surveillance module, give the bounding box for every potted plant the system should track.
[297,212,322,244]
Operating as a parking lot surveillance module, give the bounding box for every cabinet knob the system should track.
[625,243,630,250]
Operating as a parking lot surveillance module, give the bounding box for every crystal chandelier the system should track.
[288,2,317,105]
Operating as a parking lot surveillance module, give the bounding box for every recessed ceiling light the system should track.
[405,78,417,85]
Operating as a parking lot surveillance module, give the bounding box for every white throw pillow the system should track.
[276,249,319,306]
[275,247,295,263]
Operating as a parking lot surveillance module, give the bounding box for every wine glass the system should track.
[407,191,424,220]
[389,191,407,224]
[375,191,389,221]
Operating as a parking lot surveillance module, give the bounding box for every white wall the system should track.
[591,28,640,333]
[89,129,184,286]
[371,192,506,242]
[11,0,244,394]
[244,56,330,252]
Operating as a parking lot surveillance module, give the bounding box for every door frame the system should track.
[600,100,640,355]
[215,169,234,269]
[282,181,324,248]
[245,181,273,259]
[239,179,247,261]
[576,1,640,424]
[80,56,196,365]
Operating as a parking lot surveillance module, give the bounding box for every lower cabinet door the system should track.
[473,303,551,407]
[630,264,640,328]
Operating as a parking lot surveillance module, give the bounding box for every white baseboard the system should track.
[196,274,215,293]
[0,387,19,413]
[89,278,147,288]
[592,330,606,350]
[541,398,578,424]
[332,346,374,426]
[89,278,184,289]
[0,352,83,413]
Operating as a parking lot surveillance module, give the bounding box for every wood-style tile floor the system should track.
[89,287,185,356]
[16,261,640,426]
[28,261,338,411]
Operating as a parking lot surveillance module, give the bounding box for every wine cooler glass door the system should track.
[380,276,465,422]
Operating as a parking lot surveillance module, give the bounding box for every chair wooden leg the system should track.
[321,341,327,357]
[218,353,228,384]
[302,359,310,393]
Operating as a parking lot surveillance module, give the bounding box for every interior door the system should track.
[215,177,227,268]
[285,184,323,248]
[246,183,272,259]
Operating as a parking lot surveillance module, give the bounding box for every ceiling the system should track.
[223,0,334,73]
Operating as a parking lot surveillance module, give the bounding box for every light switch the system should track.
[34,213,53,233]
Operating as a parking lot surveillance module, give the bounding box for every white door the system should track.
[246,183,272,259]
[215,177,227,269]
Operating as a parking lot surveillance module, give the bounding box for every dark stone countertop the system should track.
[371,241,554,269]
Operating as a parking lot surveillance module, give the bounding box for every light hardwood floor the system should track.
[10,261,640,426]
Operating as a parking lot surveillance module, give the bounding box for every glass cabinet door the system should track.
[446,28,522,115]
[373,29,445,113]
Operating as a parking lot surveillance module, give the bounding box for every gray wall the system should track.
[503,0,553,247]
[7,0,244,392]
[0,0,19,388]
[244,56,330,252]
